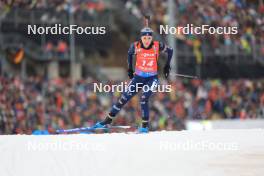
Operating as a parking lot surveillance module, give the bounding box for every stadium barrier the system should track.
[186,119,264,130]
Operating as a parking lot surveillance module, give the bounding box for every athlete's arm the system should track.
[159,42,173,66]
[160,42,173,78]
[127,43,135,70]
[127,43,135,79]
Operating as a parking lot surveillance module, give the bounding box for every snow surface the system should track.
[0,130,264,176]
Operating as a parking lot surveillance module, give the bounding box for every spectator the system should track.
[56,40,68,58]
[45,41,54,58]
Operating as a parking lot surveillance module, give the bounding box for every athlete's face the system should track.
[141,35,153,48]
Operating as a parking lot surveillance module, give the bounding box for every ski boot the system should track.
[92,115,113,129]
[138,120,149,133]
[138,127,149,133]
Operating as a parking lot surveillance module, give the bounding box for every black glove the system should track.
[127,68,134,79]
[163,64,171,79]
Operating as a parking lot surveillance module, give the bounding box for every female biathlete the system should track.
[93,27,173,133]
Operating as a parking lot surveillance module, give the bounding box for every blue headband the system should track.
[140,27,153,36]
[141,32,153,36]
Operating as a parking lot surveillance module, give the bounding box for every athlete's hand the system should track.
[163,64,171,79]
[127,69,134,79]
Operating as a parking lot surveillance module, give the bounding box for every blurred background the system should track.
[0,0,264,134]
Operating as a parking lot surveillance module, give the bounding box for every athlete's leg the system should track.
[99,75,143,125]
[140,76,159,128]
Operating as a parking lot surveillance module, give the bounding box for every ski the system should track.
[56,125,132,134]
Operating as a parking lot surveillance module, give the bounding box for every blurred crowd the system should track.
[0,0,107,13]
[1,0,263,62]
[125,0,264,57]
[2,0,263,49]
[0,75,264,134]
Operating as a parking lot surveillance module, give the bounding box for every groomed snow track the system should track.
[0,130,264,176]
